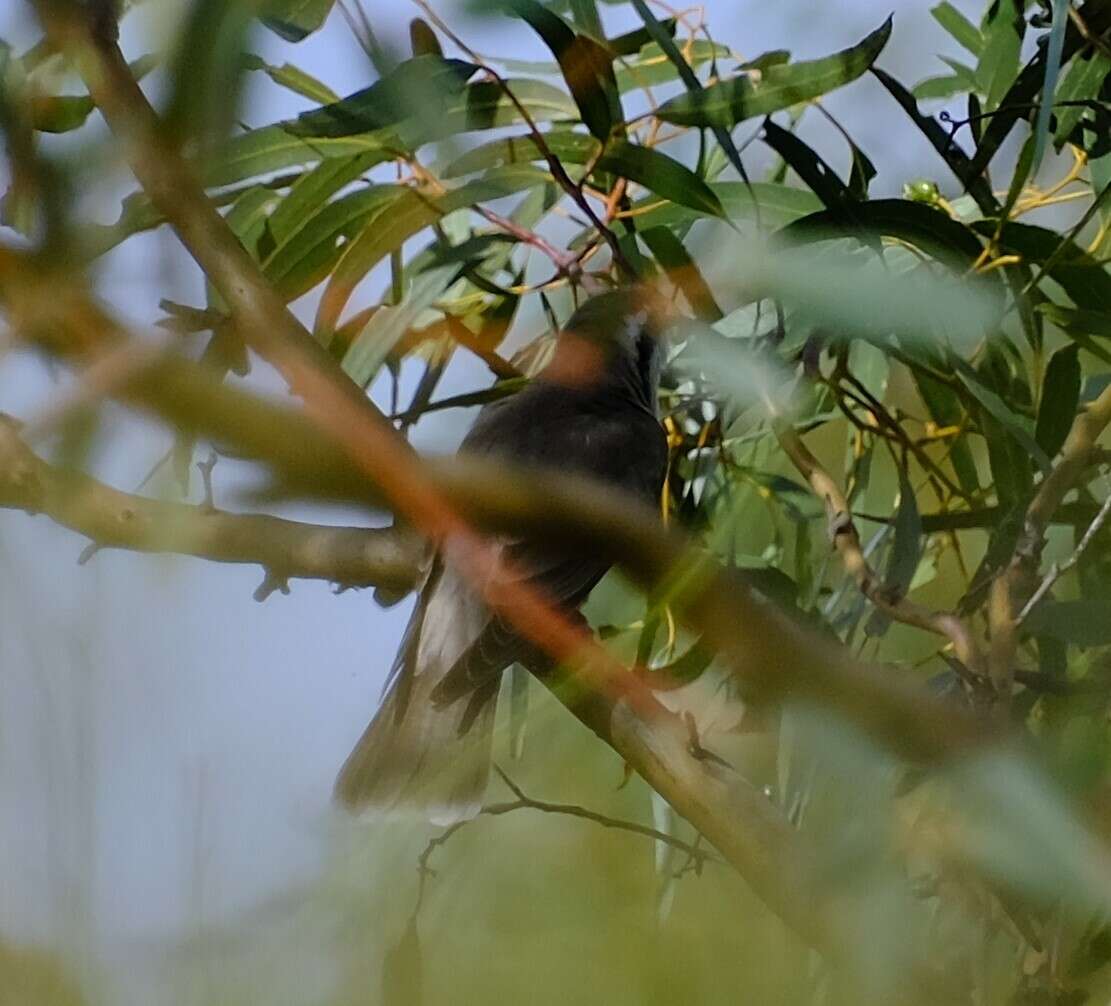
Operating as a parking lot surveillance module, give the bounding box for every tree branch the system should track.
[777,425,986,678]
[989,380,1111,692]
[0,417,421,594]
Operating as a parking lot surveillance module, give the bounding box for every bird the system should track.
[334,288,670,825]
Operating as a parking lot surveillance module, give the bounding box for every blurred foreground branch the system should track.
[0,417,421,594]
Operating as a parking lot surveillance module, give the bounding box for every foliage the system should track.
[4,0,1111,1004]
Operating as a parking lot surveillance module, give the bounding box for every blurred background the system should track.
[0,2,1057,1003]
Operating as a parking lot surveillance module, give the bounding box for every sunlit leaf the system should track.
[315,167,548,338]
[342,264,458,386]
[976,0,1024,109]
[242,54,339,104]
[931,1,983,56]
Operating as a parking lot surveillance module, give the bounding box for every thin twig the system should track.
[1016,479,1111,625]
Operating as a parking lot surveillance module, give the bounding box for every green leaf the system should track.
[286,56,479,139]
[1025,600,1111,647]
[654,17,892,127]
[446,132,724,218]
[29,94,93,133]
[640,226,723,322]
[626,181,821,231]
[260,0,335,41]
[209,78,577,186]
[264,152,379,250]
[242,54,339,104]
[913,371,980,496]
[1035,343,1081,459]
[315,167,548,339]
[342,264,458,387]
[614,40,726,92]
[409,18,444,57]
[976,220,1111,312]
[1053,49,1111,147]
[888,468,923,598]
[931,2,983,56]
[955,363,1052,473]
[1039,304,1111,339]
[568,0,604,40]
[260,157,390,300]
[504,0,623,140]
[912,75,970,101]
[27,54,157,133]
[977,0,1024,109]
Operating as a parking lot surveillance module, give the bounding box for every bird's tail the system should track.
[334,627,500,827]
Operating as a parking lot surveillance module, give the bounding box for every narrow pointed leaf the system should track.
[655,17,892,127]
[261,0,336,41]
[446,132,724,218]
[315,167,548,338]
[1035,343,1081,459]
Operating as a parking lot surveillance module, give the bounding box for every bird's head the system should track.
[543,287,673,412]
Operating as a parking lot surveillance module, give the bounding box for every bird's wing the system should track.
[428,385,668,704]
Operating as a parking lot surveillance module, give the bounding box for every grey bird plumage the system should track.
[334,289,669,825]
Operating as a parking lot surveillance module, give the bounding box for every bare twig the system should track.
[777,424,986,678]
[989,382,1111,692]
[1016,484,1111,625]
[409,0,639,282]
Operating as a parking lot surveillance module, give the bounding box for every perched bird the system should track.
[335,289,669,825]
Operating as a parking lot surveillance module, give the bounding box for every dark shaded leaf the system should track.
[608,18,676,57]
[761,119,854,209]
[1035,344,1081,459]
[1026,600,1111,647]
[775,198,992,276]
[504,0,623,140]
[955,362,1051,473]
[975,220,1111,311]
[887,467,924,598]
[913,370,981,496]
[287,56,479,139]
[242,54,339,104]
[871,66,1000,215]
[1040,304,1111,339]
[654,17,892,127]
